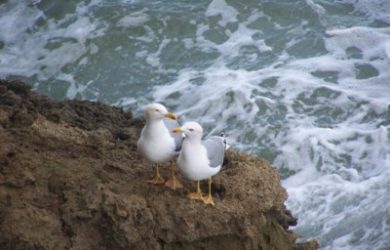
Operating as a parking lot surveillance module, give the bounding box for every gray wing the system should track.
[163,118,183,152]
[202,136,226,168]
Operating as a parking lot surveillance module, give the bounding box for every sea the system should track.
[1,0,389,249]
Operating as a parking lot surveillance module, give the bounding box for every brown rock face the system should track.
[0,80,318,250]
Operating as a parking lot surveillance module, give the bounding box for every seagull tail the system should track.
[219,132,230,150]
[218,132,230,168]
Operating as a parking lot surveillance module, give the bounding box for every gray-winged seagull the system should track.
[172,121,226,205]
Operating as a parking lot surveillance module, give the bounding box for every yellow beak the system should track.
[172,127,183,133]
[165,112,177,120]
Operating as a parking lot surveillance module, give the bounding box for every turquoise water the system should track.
[1,0,390,249]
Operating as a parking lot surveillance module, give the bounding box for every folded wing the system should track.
[202,136,226,168]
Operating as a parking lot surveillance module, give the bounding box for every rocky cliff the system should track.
[0,80,318,250]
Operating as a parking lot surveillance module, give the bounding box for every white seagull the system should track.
[137,103,183,189]
[172,121,226,205]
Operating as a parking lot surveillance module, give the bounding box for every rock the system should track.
[4,80,32,95]
[1,205,69,249]
[0,80,318,250]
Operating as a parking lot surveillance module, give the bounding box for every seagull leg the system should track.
[187,180,204,201]
[202,177,215,206]
[165,161,183,190]
[147,164,165,185]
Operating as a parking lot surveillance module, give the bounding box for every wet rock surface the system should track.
[0,80,318,250]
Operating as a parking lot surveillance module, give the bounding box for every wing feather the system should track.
[202,136,226,168]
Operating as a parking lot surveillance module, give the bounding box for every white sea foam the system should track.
[0,1,107,85]
[326,26,390,60]
[194,16,271,59]
[150,4,390,248]
[146,38,171,68]
[0,2,42,44]
[305,0,326,16]
[344,0,390,24]
[276,24,390,250]
[117,9,149,28]
[205,0,238,27]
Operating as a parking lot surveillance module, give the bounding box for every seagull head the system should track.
[144,103,177,121]
[172,121,203,140]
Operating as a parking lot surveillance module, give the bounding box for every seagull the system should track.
[137,103,183,189]
[172,121,226,206]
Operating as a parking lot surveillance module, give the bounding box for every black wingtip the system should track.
[219,132,228,149]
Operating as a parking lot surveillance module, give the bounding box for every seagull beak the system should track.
[165,112,177,120]
[172,127,183,133]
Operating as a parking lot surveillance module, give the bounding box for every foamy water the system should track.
[1,1,390,249]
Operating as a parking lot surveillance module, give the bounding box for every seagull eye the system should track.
[154,109,160,112]
[188,128,194,132]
